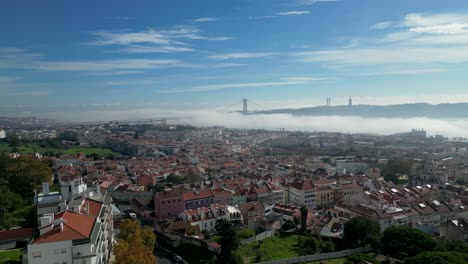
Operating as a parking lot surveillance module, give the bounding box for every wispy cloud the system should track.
[209,52,276,60]
[371,21,393,30]
[120,45,194,53]
[36,59,188,72]
[213,63,246,68]
[277,11,310,16]
[296,0,338,5]
[9,90,50,97]
[359,68,447,76]
[292,47,468,65]
[157,79,321,93]
[194,17,219,22]
[90,29,170,45]
[280,76,332,81]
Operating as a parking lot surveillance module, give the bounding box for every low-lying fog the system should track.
[16,107,468,138]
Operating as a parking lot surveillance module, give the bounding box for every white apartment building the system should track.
[180,204,231,233]
[288,178,316,209]
[27,192,113,264]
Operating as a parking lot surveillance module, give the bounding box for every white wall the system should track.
[28,240,73,264]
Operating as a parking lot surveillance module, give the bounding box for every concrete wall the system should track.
[240,230,276,246]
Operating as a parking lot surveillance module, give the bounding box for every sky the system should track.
[2,0,468,118]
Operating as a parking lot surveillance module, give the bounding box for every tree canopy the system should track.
[344,216,381,248]
[382,225,436,257]
[404,252,468,264]
[215,219,242,264]
[382,158,413,184]
[114,220,156,264]
[300,205,308,233]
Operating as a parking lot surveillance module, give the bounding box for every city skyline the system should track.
[2,0,468,112]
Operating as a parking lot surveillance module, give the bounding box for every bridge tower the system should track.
[243,98,248,113]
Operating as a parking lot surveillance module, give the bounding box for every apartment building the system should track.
[27,193,113,264]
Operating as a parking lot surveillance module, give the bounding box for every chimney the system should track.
[60,222,64,232]
[42,182,50,195]
[97,183,101,195]
[74,205,81,214]
[85,203,90,215]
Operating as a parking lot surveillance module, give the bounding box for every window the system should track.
[32,251,41,258]
[61,248,67,253]
[54,249,60,254]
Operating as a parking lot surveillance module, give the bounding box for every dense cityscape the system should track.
[3,0,468,263]
[1,116,468,263]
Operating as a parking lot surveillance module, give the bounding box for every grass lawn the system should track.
[239,233,303,263]
[0,249,21,264]
[64,147,117,157]
[173,244,215,264]
[0,144,11,153]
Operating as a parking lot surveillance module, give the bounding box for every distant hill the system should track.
[252,103,468,118]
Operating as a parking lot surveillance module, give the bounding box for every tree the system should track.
[404,252,468,264]
[434,240,468,253]
[5,157,53,197]
[345,253,379,264]
[301,236,320,255]
[320,240,336,253]
[382,158,413,184]
[344,216,381,248]
[8,134,20,151]
[215,219,242,264]
[382,225,436,257]
[114,220,156,264]
[300,205,308,233]
[237,229,255,239]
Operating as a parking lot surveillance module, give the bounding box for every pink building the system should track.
[154,190,184,219]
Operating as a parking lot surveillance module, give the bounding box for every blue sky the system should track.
[2,0,468,113]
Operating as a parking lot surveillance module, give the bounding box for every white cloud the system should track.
[213,63,246,68]
[35,59,187,72]
[90,29,170,45]
[280,76,332,81]
[359,68,447,76]
[277,11,310,16]
[120,45,194,53]
[292,46,468,65]
[157,80,312,93]
[209,52,276,60]
[296,0,338,5]
[371,21,393,30]
[194,17,219,22]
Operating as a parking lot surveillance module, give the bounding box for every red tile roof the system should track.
[183,190,213,201]
[0,228,33,241]
[33,211,97,244]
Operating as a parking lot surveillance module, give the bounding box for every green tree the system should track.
[344,216,381,248]
[215,219,242,264]
[434,240,468,253]
[382,158,413,184]
[300,205,308,233]
[404,252,468,264]
[301,236,320,255]
[6,157,53,197]
[345,253,379,264]
[382,225,436,257]
[237,229,255,239]
[320,240,336,253]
